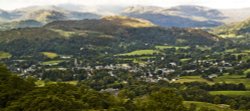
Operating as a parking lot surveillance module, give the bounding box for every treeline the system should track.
[183,82,246,91]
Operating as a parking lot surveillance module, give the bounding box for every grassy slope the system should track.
[117,50,160,56]
[0,51,12,59]
[183,101,234,111]
[175,75,250,89]
[214,75,250,89]
[174,76,214,84]
[35,80,78,87]
[41,60,65,65]
[213,18,250,37]
[155,45,190,50]
[209,91,250,97]
[41,52,58,59]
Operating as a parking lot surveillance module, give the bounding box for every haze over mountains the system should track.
[0,5,250,29]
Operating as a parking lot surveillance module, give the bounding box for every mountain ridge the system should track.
[0,16,219,56]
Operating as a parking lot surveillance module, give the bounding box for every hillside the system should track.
[0,9,11,22]
[122,5,225,28]
[0,20,43,31]
[0,6,100,24]
[0,16,218,56]
[213,18,250,37]
[122,5,250,28]
[221,8,250,23]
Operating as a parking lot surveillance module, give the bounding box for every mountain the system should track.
[0,6,100,30]
[46,16,155,30]
[1,5,249,28]
[57,4,125,15]
[0,6,100,24]
[214,17,250,37]
[0,9,11,22]
[168,5,225,20]
[11,6,100,23]
[122,5,250,28]
[221,8,250,23]
[0,20,43,31]
[122,5,225,28]
[0,16,218,56]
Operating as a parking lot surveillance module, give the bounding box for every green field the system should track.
[243,50,250,53]
[174,76,214,84]
[183,101,233,111]
[35,80,78,87]
[209,91,250,97]
[117,50,159,56]
[51,29,76,38]
[0,51,12,59]
[180,58,192,63]
[225,48,237,53]
[214,75,250,89]
[196,46,211,51]
[41,52,58,59]
[155,45,190,50]
[176,75,250,89]
[41,60,65,65]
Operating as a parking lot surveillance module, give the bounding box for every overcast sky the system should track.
[0,0,250,10]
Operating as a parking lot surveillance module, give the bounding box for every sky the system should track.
[0,0,250,10]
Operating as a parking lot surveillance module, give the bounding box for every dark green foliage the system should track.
[0,64,35,108]
[5,84,87,111]
[135,88,187,111]
[247,73,250,78]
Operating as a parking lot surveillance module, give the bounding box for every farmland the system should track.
[117,49,160,56]
[155,45,190,50]
[175,74,250,89]
[209,91,250,97]
[174,76,214,84]
[35,80,78,87]
[41,60,66,65]
[41,52,58,59]
[0,51,11,59]
[183,101,233,111]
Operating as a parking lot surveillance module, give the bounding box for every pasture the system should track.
[41,60,65,65]
[0,51,12,59]
[35,80,78,87]
[117,50,159,56]
[155,45,190,50]
[41,52,58,59]
[175,75,250,89]
[183,101,233,111]
[209,91,250,97]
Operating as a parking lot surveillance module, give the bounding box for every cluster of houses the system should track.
[2,50,246,84]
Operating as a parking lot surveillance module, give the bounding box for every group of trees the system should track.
[183,82,246,91]
[0,64,190,111]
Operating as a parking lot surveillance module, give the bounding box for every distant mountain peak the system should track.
[122,5,225,27]
[102,16,155,28]
[123,5,164,14]
[13,5,66,13]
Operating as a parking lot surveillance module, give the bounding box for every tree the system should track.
[213,96,221,104]
[0,64,35,108]
[188,103,197,111]
[5,84,87,110]
[244,69,250,78]
[246,73,250,78]
[135,88,187,111]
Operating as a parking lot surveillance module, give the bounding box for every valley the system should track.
[0,3,250,111]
